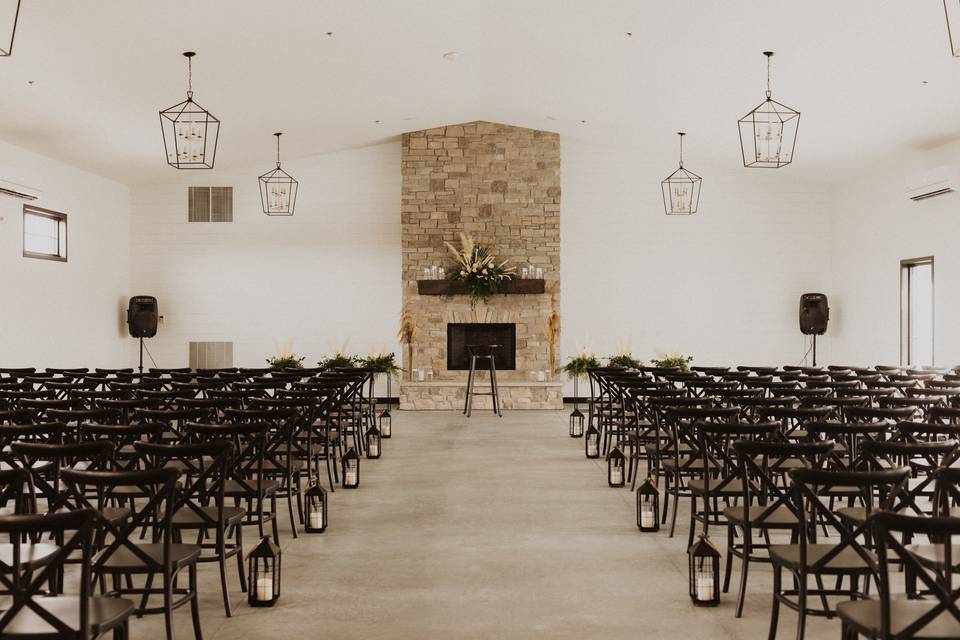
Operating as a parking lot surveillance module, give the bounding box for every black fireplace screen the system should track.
[447,323,516,370]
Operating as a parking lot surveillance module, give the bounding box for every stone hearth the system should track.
[399,121,562,410]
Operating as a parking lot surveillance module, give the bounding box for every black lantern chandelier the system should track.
[0,0,21,56]
[661,132,702,215]
[259,132,299,216]
[738,51,800,169]
[946,1,960,56]
[159,52,220,169]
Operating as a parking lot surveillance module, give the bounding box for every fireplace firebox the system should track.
[447,323,516,370]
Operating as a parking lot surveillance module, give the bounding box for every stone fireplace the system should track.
[399,121,562,410]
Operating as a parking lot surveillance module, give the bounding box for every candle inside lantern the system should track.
[369,440,379,457]
[587,436,598,456]
[345,462,358,485]
[255,576,274,601]
[640,505,655,528]
[309,510,323,530]
[610,465,623,485]
[695,566,714,601]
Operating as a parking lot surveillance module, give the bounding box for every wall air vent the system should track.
[188,341,234,369]
[188,186,233,222]
[0,179,40,201]
[906,168,956,202]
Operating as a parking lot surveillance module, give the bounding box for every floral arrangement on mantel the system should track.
[444,232,515,307]
[266,339,305,370]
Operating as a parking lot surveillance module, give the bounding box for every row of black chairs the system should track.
[0,365,393,640]
[576,364,960,640]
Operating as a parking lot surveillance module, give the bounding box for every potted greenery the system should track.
[608,353,643,369]
[560,351,601,408]
[650,353,694,372]
[318,352,357,371]
[266,339,306,370]
[356,351,401,403]
[266,354,305,370]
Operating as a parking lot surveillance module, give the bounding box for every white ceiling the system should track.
[0,0,957,185]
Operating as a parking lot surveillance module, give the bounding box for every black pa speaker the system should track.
[799,293,829,335]
[127,296,158,338]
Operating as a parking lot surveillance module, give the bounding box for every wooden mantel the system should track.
[416,279,546,296]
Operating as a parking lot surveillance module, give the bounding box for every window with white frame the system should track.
[900,257,934,367]
[22,206,67,262]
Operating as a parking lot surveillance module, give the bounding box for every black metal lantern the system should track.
[379,407,392,438]
[636,476,660,532]
[738,51,800,169]
[585,424,600,459]
[159,52,220,170]
[688,535,721,606]
[607,446,626,487]
[247,536,281,607]
[661,132,702,215]
[259,132,298,216]
[342,447,360,489]
[946,1,960,56]
[570,373,585,437]
[569,407,584,437]
[365,424,381,459]
[303,482,327,533]
[0,0,20,57]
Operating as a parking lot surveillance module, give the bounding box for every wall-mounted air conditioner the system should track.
[0,179,40,201]
[906,167,956,201]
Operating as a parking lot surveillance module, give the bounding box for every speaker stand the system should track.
[138,337,145,375]
[812,334,818,367]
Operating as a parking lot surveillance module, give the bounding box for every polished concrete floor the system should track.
[135,410,837,640]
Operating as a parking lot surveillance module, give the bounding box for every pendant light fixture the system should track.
[661,132,702,215]
[159,52,220,169]
[738,51,800,168]
[0,0,21,56]
[945,1,960,56]
[258,132,298,216]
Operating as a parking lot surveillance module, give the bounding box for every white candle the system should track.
[640,507,655,528]
[255,576,273,601]
[611,466,623,484]
[381,421,391,437]
[309,511,323,529]
[417,369,425,382]
[346,462,358,485]
[587,437,598,455]
[537,371,545,382]
[369,441,379,456]
[695,572,714,601]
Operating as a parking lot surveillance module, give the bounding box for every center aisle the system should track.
[145,410,834,640]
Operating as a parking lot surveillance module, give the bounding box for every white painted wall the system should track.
[560,138,835,390]
[130,142,402,375]
[131,135,840,396]
[829,143,960,368]
[0,139,131,367]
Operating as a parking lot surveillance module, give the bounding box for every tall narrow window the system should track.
[22,206,67,262]
[901,257,934,366]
